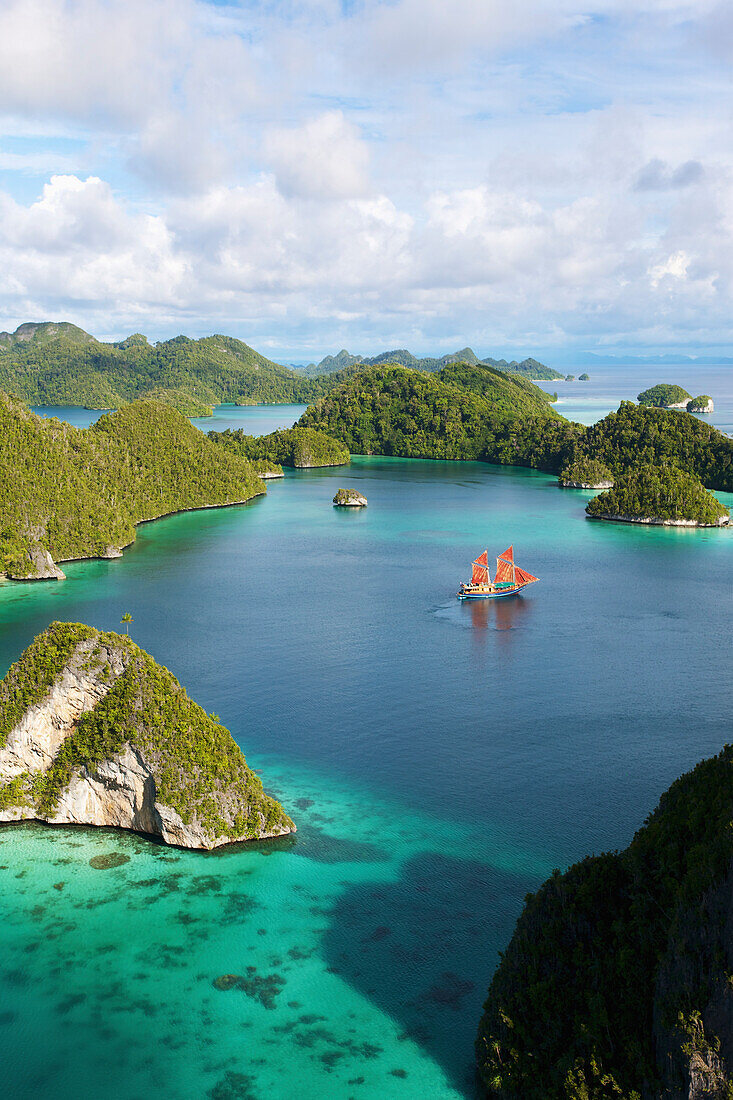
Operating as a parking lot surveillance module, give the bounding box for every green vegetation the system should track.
[209,425,350,468]
[298,366,578,470]
[476,743,733,1098]
[687,395,712,412]
[579,373,590,381]
[0,623,293,843]
[558,458,613,486]
[434,363,559,417]
[585,465,729,525]
[0,395,265,577]
[637,383,692,407]
[573,402,733,492]
[0,321,328,414]
[565,374,575,381]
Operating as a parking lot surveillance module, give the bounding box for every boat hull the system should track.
[457,584,530,600]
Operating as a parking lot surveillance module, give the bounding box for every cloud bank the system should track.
[0,0,731,357]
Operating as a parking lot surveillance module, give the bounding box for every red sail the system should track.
[471,550,489,585]
[514,566,538,585]
[494,545,515,584]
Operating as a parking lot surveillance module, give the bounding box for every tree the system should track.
[120,612,133,635]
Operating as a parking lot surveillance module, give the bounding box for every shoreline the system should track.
[2,491,267,582]
[587,512,729,528]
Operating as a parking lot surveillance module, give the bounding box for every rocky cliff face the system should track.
[0,623,294,849]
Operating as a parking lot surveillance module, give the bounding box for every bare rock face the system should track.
[559,478,614,489]
[7,544,65,581]
[0,624,294,849]
[333,488,367,507]
[590,512,729,527]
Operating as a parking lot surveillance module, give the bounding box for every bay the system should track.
[1,392,731,1099]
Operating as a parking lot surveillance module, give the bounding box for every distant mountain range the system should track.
[0,321,323,414]
[297,347,564,381]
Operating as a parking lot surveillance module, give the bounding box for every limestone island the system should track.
[333,488,367,507]
[578,373,590,381]
[586,465,729,527]
[637,382,692,409]
[558,458,614,490]
[687,394,714,413]
[0,622,294,849]
[0,395,268,582]
[208,425,350,469]
[476,741,733,1099]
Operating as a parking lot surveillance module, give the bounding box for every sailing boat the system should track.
[457,545,538,600]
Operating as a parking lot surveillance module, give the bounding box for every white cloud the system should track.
[0,0,732,352]
[265,112,371,200]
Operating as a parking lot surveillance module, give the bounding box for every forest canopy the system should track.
[0,395,264,578]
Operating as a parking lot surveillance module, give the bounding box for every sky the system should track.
[0,0,732,363]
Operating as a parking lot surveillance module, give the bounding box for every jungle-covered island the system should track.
[208,425,350,468]
[637,383,693,408]
[2,352,731,585]
[0,321,325,414]
[688,395,714,413]
[298,368,733,513]
[0,395,266,580]
[585,465,729,526]
[475,742,733,1099]
[0,622,294,849]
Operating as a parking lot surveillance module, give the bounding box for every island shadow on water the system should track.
[322,850,536,1097]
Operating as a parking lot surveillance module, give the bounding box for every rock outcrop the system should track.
[7,544,66,581]
[687,396,714,414]
[333,488,367,507]
[0,622,294,849]
[559,477,614,489]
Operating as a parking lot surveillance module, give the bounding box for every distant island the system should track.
[687,395,714,413]
[0,321,327,415]
[208,425,350,468]
[298,346,564,381]
[637,382,692,409]
[579,373,590,380]
[586,465,729,526]
[0,322,564,415]
[0,395,267,580]
[0,622,294,848]
[476,741,733,1098]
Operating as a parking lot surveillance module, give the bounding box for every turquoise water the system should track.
[0,449,731,1098]
[535,363,733,433]
[32,403,307,434]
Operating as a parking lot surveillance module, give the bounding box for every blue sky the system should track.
[0,0,732,362]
